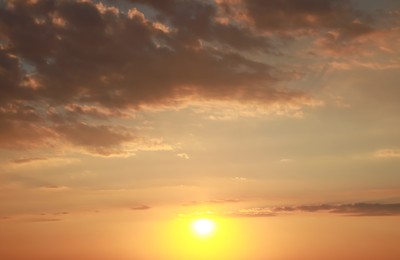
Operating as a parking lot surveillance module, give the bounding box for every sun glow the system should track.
[192,219,215,236]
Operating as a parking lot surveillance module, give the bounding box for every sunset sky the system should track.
[1,0,400,259]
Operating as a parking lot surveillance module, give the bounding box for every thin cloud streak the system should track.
[230,203,400,217]
[182,198,241,206]
[374,149,400,158]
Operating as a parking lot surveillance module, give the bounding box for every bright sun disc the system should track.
[192,219,215,236]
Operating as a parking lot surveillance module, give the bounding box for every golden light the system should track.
[192,218,215,236]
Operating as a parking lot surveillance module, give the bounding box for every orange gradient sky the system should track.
[0,0,400,259]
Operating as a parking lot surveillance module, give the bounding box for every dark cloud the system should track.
[1,0,393,154]
[232,203,400,217]
[0,0,287,109]
[242,0,364,31]
[0,0,317,154]
[131,0,272,52]
[55,121,134,156]
[219,0,377,54]
[242,0,374,41]
[276,202,400,216]
[0,102,55,149]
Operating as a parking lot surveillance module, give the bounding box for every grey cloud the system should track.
[219,0,378,55]
[232,203,400,217]
[242,0,373,34]
[131,0,272,51]
[0,0,284,109]
[55,122,134,154]
[0,102,56,149]
[0,0,318,154]
[0,0,310,109]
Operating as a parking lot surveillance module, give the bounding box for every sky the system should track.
[0,0,400,259]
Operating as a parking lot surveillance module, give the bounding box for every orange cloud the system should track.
[374,149,400,158]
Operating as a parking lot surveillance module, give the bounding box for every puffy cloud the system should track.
[0,102,56,149]
[177,153,189,159]
[218,0,375,41]
[0,0,397,155]
[0,0,296,110]
[55,122,134,155]
[0,0,324,155]
[130,0,272,52]
[218,0,400,58]
[243,0,365,32]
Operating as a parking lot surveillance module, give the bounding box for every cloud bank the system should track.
[0,0,398,155]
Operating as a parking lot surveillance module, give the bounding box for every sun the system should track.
[192,219,215,236]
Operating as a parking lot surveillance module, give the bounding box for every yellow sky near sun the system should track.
[1,210,400,260]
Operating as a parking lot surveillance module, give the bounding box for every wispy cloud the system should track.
[183,198,241,206]
[374,149,400,158]
[177,153,190,159]
[130,204,151,210]
[230,203,400,217]
[38,185,70,192]
[11,157,48,164]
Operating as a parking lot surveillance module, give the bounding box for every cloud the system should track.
[38,185,70,191]
[177,153,189,159]
[0,0,328,155]
[130,0,272,52]
[233,176,247,181]
[6,156,79,170]
[231,202,400,217]
[279,158,294,163]
[11,157,47,164]
[183,198,241,206]
[130,204,151,210]
[0,103,57,149]
[0,211,70,222]
[230,207,276,217]
[219,0,375,43]
[0,0,305,110]
[24,217,63,222]
[0,0,398,155]
[55,121,135,156]
[217,0,400,58]
[374,149,400,158]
